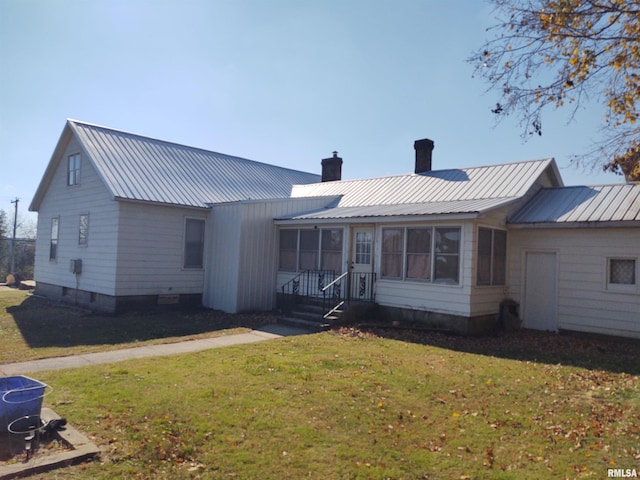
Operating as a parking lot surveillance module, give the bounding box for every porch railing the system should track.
[279,270,376,319]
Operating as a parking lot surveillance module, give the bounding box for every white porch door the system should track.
[350,227,374,300]
[523,251,558,331]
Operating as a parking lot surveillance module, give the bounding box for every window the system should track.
[68,153,81,186]
[278,228,343,272]
[49,217,59,261]
[184,219,205,268]
[477,228,507,286]
[279,230,298,271]
[608,258,636,286]
[299,229,319,270]
[382,226,461,284]
[381,228,403,278]
[321,229,343,271]
[79,214,89,246]
[434,227,461,284]
[406,228,431,280]
[354,230,372,265]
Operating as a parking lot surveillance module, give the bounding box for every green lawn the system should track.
[0,290,273,363]
[2,290,639,479]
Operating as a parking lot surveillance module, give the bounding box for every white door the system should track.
[350,227,374,300]
[523,251,558,331]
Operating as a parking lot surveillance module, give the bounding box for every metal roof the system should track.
[290,159,558,207]
[62,120,320,208]
[508,184,640,225]
[282,158,560,220]
[277,197,519,222]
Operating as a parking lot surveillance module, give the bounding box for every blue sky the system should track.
[0,0,624,230]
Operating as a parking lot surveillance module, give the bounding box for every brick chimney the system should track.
[321,151,343,182]
[414,138,434,174]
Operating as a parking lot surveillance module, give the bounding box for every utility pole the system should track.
[10,198,18,274]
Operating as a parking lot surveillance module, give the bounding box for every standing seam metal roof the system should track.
[68,120,320,208]
[289,158,558,208]
[508,184,640,224]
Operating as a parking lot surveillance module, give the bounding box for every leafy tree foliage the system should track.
[0,209,35,281]
[470,0,640,181]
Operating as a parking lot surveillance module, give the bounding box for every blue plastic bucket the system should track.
[0,376,48,432]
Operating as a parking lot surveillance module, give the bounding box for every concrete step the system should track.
[277,316,330,332]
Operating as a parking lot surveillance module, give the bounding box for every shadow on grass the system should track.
[7,295,275,349]
[338,324,640,375]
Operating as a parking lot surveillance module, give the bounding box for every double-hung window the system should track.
[49,217,59,261]
[68,153,81,186]
[79,214,89,246]
[382,226,461,284]
[184,219,205,268]
[476,228,507,286]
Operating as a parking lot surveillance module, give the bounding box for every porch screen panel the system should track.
[476,228,492,285]
[434,227,460,284]
[299,229,319,270]
[382,228,403,278]
[492,230,507,285]
[406,228,431,280]
[279,229,297,271]
[321,229,343,272]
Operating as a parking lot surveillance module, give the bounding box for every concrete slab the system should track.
[0,326,313,375]
[0,408,100,480]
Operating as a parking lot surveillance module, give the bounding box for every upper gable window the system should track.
[68,153,81,186]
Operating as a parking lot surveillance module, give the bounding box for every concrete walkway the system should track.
[0,324,311,376]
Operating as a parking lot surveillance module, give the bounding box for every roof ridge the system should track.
[293,158,555,187]
[67,119,319,177]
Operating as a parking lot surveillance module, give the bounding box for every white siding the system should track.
[202,203,242,312]
[373,222,473,317]
[509,227,640,338]
[115,202,208,296]
[468,206,512,317]
[206,197,333,313]
[34,135,119,295]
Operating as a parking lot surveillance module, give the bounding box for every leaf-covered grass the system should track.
[0,290,274,364]
[26,329,640,480]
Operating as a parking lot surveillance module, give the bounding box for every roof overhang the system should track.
[507,220,640,229]
[275,197,521,225]
[275,212,481,226]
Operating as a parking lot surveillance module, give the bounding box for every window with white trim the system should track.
[278,228,343,272]
[68,153,81,186]
[184,219,205,268]
[49,217,59,261]
[381,226,461,284]
[79,213,89,246]
[607,257,637,291]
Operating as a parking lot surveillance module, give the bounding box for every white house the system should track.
[29,120,320,312]
[507,185,640,338]
[30,120,640,338]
